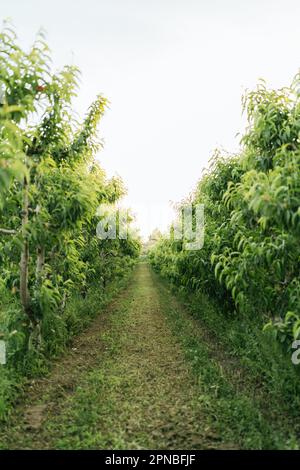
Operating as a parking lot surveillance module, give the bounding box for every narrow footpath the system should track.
[0,264,290,449]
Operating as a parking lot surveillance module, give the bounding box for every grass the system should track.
[155,272,300,448]
[185,286,300,420]
[0,270,133,422]
[1,263,300,449]
[0,264,211,449]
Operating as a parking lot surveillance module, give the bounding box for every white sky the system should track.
[1,0,300,239]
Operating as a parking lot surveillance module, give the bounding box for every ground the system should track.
[0,263,297,449]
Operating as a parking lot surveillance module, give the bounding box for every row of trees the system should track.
[149,74,300,349]
[0,26,140,367]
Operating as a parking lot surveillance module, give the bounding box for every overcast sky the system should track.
[1,0,300,238]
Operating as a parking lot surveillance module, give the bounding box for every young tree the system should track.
[0,25,140,350]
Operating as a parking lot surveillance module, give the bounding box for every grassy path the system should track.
[0,263,296,449]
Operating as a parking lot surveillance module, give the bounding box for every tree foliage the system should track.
[149,74,300,350]
[0,25,140,374]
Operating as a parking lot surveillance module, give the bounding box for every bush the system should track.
[149,74,300,351]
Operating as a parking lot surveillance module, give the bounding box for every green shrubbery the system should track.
[150,75,300,351]
[0,25,140,419]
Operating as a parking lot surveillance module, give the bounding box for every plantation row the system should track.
[149,75,300,351]
[0,27,140,418]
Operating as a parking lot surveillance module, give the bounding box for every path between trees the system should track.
[0,263,287,449]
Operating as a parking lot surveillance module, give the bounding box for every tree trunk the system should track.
[20,175,35,324]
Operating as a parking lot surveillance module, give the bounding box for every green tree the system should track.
[0,25,140,354]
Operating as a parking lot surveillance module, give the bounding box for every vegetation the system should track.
[1,264,298,450]
[1,21,300,451]
[0,25,140,419]
[150,74,300,349]
[149,76,300,428]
